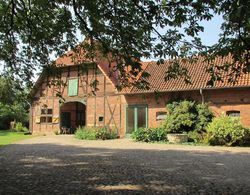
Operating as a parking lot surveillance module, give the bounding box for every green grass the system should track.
[0,130,33,147]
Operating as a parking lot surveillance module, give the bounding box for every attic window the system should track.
[226,110,240,117]
[156,112,167,121]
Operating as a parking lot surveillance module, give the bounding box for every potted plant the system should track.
[164,101,196,143]
[163,100,214,144]
[166,132,188,143]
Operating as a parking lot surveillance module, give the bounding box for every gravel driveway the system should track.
[0,135,250,194]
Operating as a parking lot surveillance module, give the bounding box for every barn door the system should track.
[61,112,71,128]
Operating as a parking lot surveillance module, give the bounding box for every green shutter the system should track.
[68,79,78,96]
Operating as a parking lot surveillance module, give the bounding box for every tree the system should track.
[0,76,29,129]
[0,0,249,89]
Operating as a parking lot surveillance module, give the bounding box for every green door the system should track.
[61,112,71,128]
[126,105,147,134]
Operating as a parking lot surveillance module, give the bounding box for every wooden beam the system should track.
[104,75,106,125]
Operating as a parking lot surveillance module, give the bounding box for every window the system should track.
[99,116,104,122]
[40,108,53,123]
[68,78,78,96]
[156,112,167,121]
[41,108,52,115]
[226,110,240,117]
[126,105,147,134]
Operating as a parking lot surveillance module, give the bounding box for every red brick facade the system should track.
[30,62,250,137]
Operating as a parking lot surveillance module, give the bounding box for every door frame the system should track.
[125,104,148,134]
[59,101,87,131]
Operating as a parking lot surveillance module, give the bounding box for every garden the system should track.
[132,100,250,146]
[75,126,118,140]
[74,100,250,146]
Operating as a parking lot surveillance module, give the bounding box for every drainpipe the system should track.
[27,101,32,134]
[199,88,204,104]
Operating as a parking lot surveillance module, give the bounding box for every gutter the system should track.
[119,86,250,95]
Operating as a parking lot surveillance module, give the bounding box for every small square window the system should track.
[40,116,47,123]
[47,109,53,115]
[226,110,240,117]
[41,109,47,115]
[47,117,52,123]
[156,112,167,121]
[99,116,104,122]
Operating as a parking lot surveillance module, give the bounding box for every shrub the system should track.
[164,100,213,134]
[75,126,118,140]
[206,116,250,146]
[14,122,28,132]
[187,130,206,143]
[95,126,118,140]
[196,104,214,131]
[132,127,167,142]
[75,127,98,140]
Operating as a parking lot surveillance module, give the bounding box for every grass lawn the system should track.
[0,130,33,147]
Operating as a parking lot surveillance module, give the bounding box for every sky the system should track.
[197,14,223,46]
[0,14,224,77]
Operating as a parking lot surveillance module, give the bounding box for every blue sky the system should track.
[198,14,223,46]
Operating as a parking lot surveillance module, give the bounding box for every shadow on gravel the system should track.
[0,143,250,194]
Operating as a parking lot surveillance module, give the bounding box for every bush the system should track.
[75,126,118,140]
[187,130,206,143]
[95,126,118,140]
[196,104,214,131]
[132,127,167,142]
[206,116,250,146]
[75,127,98,140]
[14,122,28,132]
[164,100,213,134]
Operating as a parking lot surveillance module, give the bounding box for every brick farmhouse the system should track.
[29,52,250,136]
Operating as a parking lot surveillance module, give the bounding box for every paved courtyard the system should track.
[0,135,250,194]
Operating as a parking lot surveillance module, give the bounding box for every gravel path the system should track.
[0,135,250,194]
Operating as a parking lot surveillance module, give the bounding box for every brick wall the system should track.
[124,88,250,132]
[30,64,124,135]
[30,63,250,136]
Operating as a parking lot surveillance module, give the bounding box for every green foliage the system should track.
[0,130,32,146]
[0,1,248,87]
[132,127,167,142]
[206,116,250,146]
[187,130,206,143]
[14,122,28,132]
[0,76,29,130]
[75,127,98,140]
[164,100,213,134]
[75,126,117,140]
[95,126,117,140]
[196,104,214,131]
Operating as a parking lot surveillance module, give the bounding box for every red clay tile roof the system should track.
[31,52,250,98]
[127,55,250,94]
